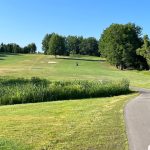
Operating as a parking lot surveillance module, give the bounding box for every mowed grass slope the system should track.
[0,53,148,150]
[0,94,137,150]
[0,54,150,88]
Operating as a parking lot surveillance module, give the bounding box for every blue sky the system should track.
[0,0,150,51]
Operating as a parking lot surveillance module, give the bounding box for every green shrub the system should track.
[0,77,131,105]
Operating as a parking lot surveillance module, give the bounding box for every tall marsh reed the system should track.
[0,77,130,105]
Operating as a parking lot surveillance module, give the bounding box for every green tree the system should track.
[12,44,22,53]
[80,37,99,56]
[48,34,66,57]
[23,46,30,54]
[99,23,145,70]
[66,36,83,55]
[137,35,150,69]
[0,43,4,52]
[0,43,37,54]
[42,33,53,54]
[0,43,22,53]
[6,44,13,53]
[22,43,36,54]
[27,43,37,53]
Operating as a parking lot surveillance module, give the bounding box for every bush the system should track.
[0,77,131,105]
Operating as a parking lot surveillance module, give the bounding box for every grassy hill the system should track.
[0,53,148,150]
[0,53,150,87]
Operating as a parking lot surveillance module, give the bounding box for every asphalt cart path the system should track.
[125,87,150,150]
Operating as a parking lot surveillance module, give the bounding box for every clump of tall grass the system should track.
[0,77,130,105]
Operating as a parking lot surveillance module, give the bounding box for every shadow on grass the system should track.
[0,54,7,60]
[0,53,22,60]
[0,53,21,57]
[0,54,7,57]
[57,57,106,62]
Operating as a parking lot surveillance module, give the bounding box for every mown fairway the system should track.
[0,54,150,87]
[0,94,137,150]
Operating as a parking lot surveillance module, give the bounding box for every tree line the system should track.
[0,43,37,54]
[1,22,150,70]
[42,33,99,57]
[42,24,150,70]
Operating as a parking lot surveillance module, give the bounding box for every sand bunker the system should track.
[48,61,57,64]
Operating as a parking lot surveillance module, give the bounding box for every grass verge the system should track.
[0,93,137,150]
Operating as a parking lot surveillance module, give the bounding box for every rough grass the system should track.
[0,54,150,88]
[0,93,137,150]
[0,77,130,105]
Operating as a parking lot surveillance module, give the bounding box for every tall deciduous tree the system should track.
[66,36,82,55]
[42,33,53,54]
[27,43,37,53]
[80,37,99,56]
[0,43,37,54]
[12,44,22,53]
[137,35,150,69]
[0,43,4,52]
[48,34,66,57]
[99,23,147,70]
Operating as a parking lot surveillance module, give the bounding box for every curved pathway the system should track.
[125,87,150,150]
